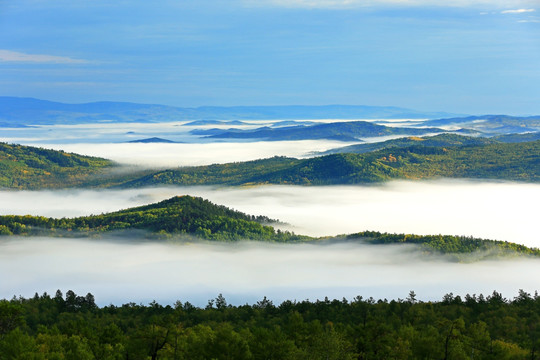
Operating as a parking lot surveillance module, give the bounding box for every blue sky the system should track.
[1,0,539,114]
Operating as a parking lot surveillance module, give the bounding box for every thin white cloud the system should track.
[0,50,88,64]
[245,0,539,8]
[501,8,535,13]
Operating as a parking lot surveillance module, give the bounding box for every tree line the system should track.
[1,289,540,359]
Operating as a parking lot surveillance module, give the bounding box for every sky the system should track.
[1,0,540,114]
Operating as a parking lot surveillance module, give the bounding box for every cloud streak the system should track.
[501,8,535,13]
[0,50,88,64]
[245,0,539,9]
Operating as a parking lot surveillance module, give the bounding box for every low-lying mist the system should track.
[1,180,538,247]
[36,140,357,168]
[1,237,537,306]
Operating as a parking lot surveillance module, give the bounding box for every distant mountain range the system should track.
[0,97,463,125]
[127,137,179,143]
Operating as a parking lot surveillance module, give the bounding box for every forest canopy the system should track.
[1,289,540,359]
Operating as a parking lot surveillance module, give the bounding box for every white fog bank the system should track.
[37,140,357,167]
[0,179,538,247]
[1,238,538,306]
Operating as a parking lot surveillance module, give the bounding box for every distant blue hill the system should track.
[192,121,447,142]
[0,97,462,125]
[182,119,248,126]
[424,115,540,135]
[127,137,179,143]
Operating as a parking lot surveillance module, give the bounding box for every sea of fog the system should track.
[0,120,432,167]
[1,237,539,306]
[1,121,538,306]
[0,180,538,246]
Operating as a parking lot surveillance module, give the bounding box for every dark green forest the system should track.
[1,289,540,359]
[1,195,538,259]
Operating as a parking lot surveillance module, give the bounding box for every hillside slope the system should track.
[121,140,540,187]
[0,195,304,242]
[0,143,114,189]
[319,133,498,155]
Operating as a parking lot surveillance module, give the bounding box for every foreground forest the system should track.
[1,195,538,260]
[1,289,539,359]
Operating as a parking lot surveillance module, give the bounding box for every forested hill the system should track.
[121,140,540,187]
[0,142,114,189]
[0,195,306,242]
[1,196,539,259]
[1,139,538,190]
[319,133,498,155]
[346,231,540,261]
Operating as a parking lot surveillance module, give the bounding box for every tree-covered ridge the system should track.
[424,115,540,134]
[1,138,538,190]
[193,120,447,141]
[2,289,540,359]
[346,231,540,261]
[494,131,540,143]
[1,196,538,259]
[0,195,305,242]
[121,156,300,187]
[122,140,540,187]
[0,142,113,189]
[320,133,498,155]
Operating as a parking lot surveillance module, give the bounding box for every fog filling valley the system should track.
[2,237,539,306]
[2,124,539,305]
[0,180,538,246]
[1,180,539,305]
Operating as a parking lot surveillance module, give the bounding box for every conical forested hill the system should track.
[0,195,305,242]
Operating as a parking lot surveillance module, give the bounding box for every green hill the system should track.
[1,195,538,260]
[320,133,498,155]
[0,195,305,242]
[121,140,540,187]
[0,143,114,189]
[2,139,538,190]
[345,231,540,261]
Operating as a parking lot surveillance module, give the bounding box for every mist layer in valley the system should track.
[0,120,438,167]
[0,179,538,247]
[1,236,538,306]
[39,140,356,168]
